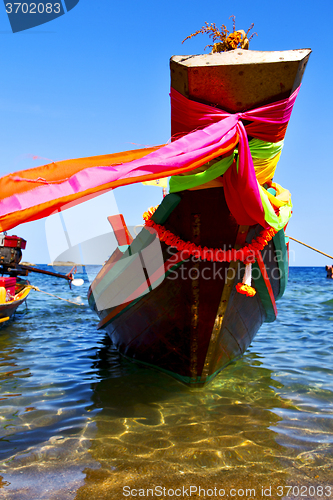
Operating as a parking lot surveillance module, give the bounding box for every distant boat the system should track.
[0,233,81,323]
[326,265,333,279]
[88,48,311,386]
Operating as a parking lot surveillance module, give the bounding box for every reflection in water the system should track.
[0,268,332,499]
[72,350,315,499]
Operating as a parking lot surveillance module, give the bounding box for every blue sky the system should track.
[0,0,332,265]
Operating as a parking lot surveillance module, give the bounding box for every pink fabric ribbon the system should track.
[170,86,300,226]
[0,86,300,230]
[170,86,300,140]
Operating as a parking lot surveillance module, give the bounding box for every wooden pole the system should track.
[19,264,73,281]
[287,236,333,260]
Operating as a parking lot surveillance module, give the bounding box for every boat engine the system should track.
[0,234,26,266]
[0,233,78,285]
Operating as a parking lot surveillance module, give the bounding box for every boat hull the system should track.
[0,281,30,324]
[89,188,284,386]
[88,49,310,386]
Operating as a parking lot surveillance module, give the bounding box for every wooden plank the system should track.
[170,49,311,115]
[200,224,248,382]
[189,213,201,381]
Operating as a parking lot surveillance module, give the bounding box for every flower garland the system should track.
[143,207,277,298]
[143,207,276,264]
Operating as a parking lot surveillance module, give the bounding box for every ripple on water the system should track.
[0,267,333,498]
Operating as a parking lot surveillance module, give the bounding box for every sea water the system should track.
[0,267,332,499]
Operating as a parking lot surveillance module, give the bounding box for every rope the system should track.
[287,236,333,260]
[29,286,84,306]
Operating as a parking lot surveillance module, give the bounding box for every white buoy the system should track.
[71,278,84,287]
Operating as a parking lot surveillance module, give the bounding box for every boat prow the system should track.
[170,49,311,113]
[89,48,311,386]
[0,280,31,324]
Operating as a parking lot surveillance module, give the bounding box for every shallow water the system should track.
[0,267,333,499]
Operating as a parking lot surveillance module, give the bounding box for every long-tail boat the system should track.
[87,48,311,385]
[0,279,31,324]
[0,37,310,383]
[0,233,81,324]
[326,265,333,279]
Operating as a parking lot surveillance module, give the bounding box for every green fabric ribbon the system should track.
[169,137,291,231]
[248,138,284,158]
[169,153,234,193]
[169,139,284,193]
[258,185,292,230]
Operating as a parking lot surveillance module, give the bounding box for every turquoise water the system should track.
[0,267,333,499]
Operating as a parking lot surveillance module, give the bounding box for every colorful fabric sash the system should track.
[0,86,300,232]
[169,138,284,192]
